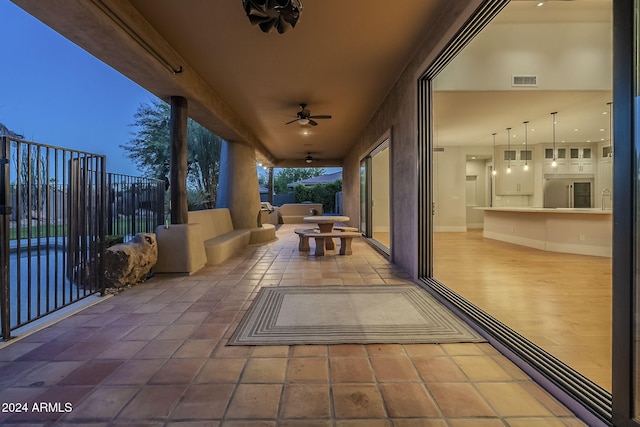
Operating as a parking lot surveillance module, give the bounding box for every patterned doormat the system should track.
[228,285,485,345]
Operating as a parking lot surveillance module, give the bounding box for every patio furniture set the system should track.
[295,215,360,256]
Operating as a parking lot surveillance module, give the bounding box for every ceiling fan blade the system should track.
[285,119,298,125]
[308,119,318,126]
[308,115,332,119]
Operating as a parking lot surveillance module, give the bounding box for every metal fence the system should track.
[0,136,165,340]
[106,173,166,239]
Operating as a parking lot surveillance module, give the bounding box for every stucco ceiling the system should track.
[125,0,448,164]
[11,0,611,165]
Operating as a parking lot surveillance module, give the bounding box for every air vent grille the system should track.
[512,75,538,87]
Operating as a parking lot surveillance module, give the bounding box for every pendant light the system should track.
[551,112,558,168]
[523,121,529,171]
[607,101,613,157]
[506,127,512,174]
[492,133,497,176]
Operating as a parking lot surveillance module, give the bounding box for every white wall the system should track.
[436,22,612,91]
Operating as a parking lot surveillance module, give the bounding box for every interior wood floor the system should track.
[433,229,612,392]
[372,231,391,248]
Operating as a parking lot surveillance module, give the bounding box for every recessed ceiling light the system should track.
[574,128,579,131]
[600,128,605,132]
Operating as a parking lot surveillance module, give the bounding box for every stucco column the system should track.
[169,96,188,224]
[217,140,261,229]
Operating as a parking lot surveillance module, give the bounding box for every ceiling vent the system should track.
[512,75,538,87]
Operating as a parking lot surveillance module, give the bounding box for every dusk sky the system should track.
[1,1,155,176]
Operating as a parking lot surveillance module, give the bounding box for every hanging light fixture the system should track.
[551,112,558,168]
[492,133,497,176]
[607,101,613,157]
[506,127,512,174]
[523,121,529,171]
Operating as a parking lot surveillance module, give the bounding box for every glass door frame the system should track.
[360,135,392,257]
[611,0,639,425]
[417,0,624,425]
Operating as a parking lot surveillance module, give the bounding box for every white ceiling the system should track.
[434,0,612,150]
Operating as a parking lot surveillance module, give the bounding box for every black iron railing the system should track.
[0,136,165,340]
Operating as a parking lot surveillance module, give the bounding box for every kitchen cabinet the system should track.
[543,147,568,172]
[568,147,593,173]
[495,148,534,195]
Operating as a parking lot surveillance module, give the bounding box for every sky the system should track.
[1,1,155,176]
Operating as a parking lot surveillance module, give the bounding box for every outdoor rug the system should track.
[228,285,485,345]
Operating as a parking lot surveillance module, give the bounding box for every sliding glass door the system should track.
[360,139,391,254]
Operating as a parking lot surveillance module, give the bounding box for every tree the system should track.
[121,99,222,208]
[273,167,325,194]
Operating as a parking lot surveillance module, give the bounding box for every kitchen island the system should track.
[478,207,612,257]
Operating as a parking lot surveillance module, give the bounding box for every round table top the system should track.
[303,215,350,223]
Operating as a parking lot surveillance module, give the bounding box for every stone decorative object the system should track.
[104,233,158,288]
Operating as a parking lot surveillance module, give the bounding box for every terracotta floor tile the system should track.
[149,358,205,384]
[173,339,217,358]
[287,358,328,382]
[291,345,328,357]
[329,344,367,357]
[0,225,589,426]
[475,382,554,417]
[221,421,275,427]
[95,340,147,359]
[170,384,235,419]
[446,419,505,427]
[13,360,84,387]
[330,357,375,383]
[134,339,182,359]
[63,386,137,420]
[157,324,198,340]
[189,323,228,340]
[403,344,446,357]
[103,358,164,385]
[451,355,513,381]
[278,421,332,427]
[167,421,220,427]
[225,384,282,419]
[279,384,331,418]
[58,360,124,386]
[412,357,467,382]
[366,344,406,357]
[379,383,440,417]
[251,345,289,357]
[332,384,386,419]
[427,382,496,417]
[336,420,391,427]
[241,358,287,383]
[370,357,420,382]
[119,385,187,419]
[504,418,569,427]
[197,358,246,383]
[123,324,166,340]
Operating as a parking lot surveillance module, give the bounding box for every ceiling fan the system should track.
[286,103,332,126]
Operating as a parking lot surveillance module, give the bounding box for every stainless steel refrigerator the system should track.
[543,178,593,208]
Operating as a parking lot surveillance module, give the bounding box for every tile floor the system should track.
[0,225,588,426]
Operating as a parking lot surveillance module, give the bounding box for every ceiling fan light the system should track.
[297,118,309,126]
[305,154,313,164]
